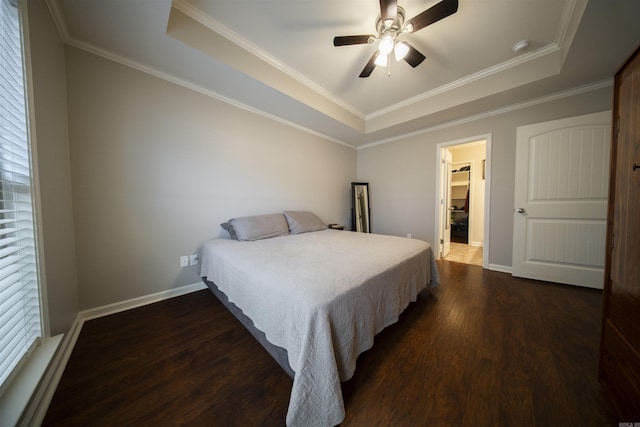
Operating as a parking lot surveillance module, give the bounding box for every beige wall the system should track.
[357,87,613,269]
[65,46,357,310]
[27,0,79,336]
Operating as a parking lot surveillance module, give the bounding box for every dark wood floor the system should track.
[43,261,618,426]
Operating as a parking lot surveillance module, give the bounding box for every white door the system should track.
[440,148,453,257]
[512,111,611,289]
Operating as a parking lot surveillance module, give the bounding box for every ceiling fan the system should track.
[333,0,458,77]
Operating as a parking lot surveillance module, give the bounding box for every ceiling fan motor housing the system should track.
[376,6,406,38]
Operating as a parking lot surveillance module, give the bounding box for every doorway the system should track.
[435,135,491,268]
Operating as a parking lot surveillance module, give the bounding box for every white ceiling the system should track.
[49,0,640,147]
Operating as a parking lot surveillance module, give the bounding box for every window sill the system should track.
[0,335,62,427]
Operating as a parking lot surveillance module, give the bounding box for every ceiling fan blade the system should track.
[333,35,376,46]
[403,43,426,68]
[405,0,458,33]
[359,52,379,78]
[380,0,397,25]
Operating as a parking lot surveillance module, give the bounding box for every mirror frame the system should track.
[351,182,370,233]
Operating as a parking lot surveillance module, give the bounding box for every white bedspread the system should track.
[199,229,438,427]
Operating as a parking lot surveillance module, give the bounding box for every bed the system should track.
[199,211,439,427]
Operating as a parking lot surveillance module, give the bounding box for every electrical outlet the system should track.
[407,233,412,239]
[189,254,198,266]
[179,256,189,267]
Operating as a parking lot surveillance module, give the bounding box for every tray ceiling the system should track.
[49,0,640,147]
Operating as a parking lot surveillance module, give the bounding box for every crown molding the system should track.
[40,1,356,150]
[366,43,561,121]
[358,79,613,150]
[171,0,365,120]
[553,0,587,70]
[365,0,586,122]
[45,0,69,41]
[556,0,583,47]
[42,0,596,151]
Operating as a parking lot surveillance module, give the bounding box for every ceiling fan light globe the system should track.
[374,53,388,66]
[394,42,410,61]
[378,35,394,55]
[403,23,414,33]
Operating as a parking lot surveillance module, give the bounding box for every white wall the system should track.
[65,46,357,310]
[27,0,79,336]
[357,87,613,269]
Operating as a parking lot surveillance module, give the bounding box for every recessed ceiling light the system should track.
[512,40,530,53]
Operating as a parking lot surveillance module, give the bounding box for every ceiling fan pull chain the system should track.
[388,58,392,77]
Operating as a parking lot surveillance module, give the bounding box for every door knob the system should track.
[516,208,526,214]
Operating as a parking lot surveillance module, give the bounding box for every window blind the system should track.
[0,0,41,392]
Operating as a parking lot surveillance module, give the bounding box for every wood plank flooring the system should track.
[43,261,617,426]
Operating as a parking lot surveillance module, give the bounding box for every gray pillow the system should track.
[221,213,289,241]
[283,211,327,234]
[220,221,238,239]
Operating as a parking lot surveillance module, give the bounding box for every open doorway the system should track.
[435,135,491,268]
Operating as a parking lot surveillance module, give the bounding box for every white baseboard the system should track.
[23,281,206,426]
[81,282,207,321]
[470,241,484,247]
[488,264,512,274]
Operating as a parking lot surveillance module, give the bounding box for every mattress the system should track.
[199,229,439,426]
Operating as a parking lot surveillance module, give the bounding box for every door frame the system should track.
[440,148,453,257]
[434,133,492,268]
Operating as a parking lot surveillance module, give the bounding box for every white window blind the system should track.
[0,0,42,393]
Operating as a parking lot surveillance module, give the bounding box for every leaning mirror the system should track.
[351,182,370,233]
